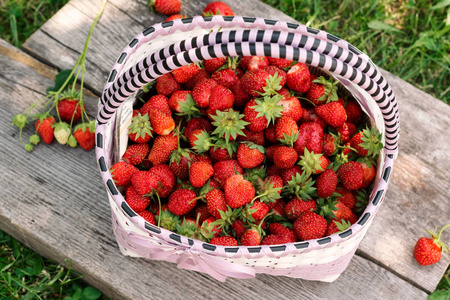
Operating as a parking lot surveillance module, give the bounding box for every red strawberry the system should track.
[231,219,246,238]
[184,117,213,140]
[280,165,303,185]
[332,201,357,224]
[336,122,357,143]
[192,78,218,108]
[184,68,210,90]
[73,122,95,150]
[209,236,238,246]
[148,133,178,165]
[128,113,153,144]
[230,79,251,107]
[110,161,139,186]
[264,65,287,86]
[149,109,175,136]
[247,200,269,222]
[210,144,236,162]
[204,57,227,74]
[286,62,311,93]
[336,187,356,209]
[315,102,347,128]
[360,161,376,188]
[202,1,234,16]
[268,57,293,69]
[323,133,338,157]
[345,100,362,124]
[206,188,227,219]
[172,63,201,83]
[294,122,324,155]
[265,144,281,161]
[224,174,255,208]
[57,97,84,123]
[194,203,210,224]
[213,160,244,185]
[126,186,151,212]
[326,219,351,236]
[163,14,187,22]
[300,107,327,129]
[237,142,265,169]
[284,197,316,220]
[189,161,214,188]
[293,211,327,241]
[247,56,270,71]
[275,115,298,146]
[278,96,302,122]
[316,169,338,198]
[168,90,193,113]
[35,115,56,144]
[168,189,198,216]
[273,146,298,169]
[240,227,262,246]
[263,223,296,244]
[240,69,270,97]
[264,123,278,144]
[208,85,235,112]
[306,76,339,105]
[200,216,222,239]
[337,161,364,190]
[349,127,383,158]
[138,210,156,225]
[131,170,160,196]
[169,149,192,181]
[414,225,449,266]
[141,94,171,117]
[211,69,239,89]
[156,72,180,96]
[122,143,150,165]
[244,98,268,132]
[149,164,175,198]
[236,128,265,146]
[151,0,180,15]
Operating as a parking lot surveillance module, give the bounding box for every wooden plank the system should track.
[20,0,450,293]
[0,39,428,300]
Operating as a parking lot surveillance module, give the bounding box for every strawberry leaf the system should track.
[46,69,72,93]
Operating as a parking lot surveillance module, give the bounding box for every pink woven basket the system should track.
[95,15,399,282]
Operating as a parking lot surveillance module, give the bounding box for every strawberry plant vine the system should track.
[12,0,108,152]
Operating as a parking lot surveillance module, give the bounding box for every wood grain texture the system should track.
[8,0,450,295]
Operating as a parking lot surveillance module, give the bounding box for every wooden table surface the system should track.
[1,0,449,299]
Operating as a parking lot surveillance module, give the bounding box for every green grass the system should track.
[262,0,450,104]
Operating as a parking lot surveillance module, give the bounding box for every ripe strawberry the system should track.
[208,84,235,112]
[247,56,270,71]
[211,69,239,89]
[149,164,175,198]
[224,174,255,208]
[149,109,175,136]
[73,122,95,150]
[184,68,210,90]
[131,170,160,195]
[206,188,227,219]
[280,165,303,185]
[271,198,287,216]
[110,161,139,186]
[236,128,265,146]
[192,78,218,108]
[57,95,84,123]
[300,107,327,129]
[194,203,210,224]
[200,216,222,239]
[286,62,311,93]
[189,161,214,188]
[122,143,149,165]
[213,159,244,185]
[360,161,377,188]
[172,63,201,83]
[336,122,357,143]
[345,100,362,124]
[231,219,246,238]
[264,123,278,144]
[349,127,383,158]
[170,150,192,181]
[284,197,316,220]
[326,219,351,236]
[204,57,227,74]
[278,96,302,122]
[268,57,293,69]
[306,76,339,105]
[240,69,270,97]
[293,211,327,241]
[125,186,151,212]
[294,122,324,155]
[244,98,269,132]
[163,14,187,22]
[316,169,338,198]
[184,117,213,139]
[156,72,180,96]
[168,189,198,216]
[298,148,330,175]
[230,78,251,107]
[273,146,298,169]
[141,94,171,117]
[237,142,265,169]
[128,113,153,143]
[337,161,364,190]
[209,236,238,246]
[247,200,269,222]
[138,210,156,225]
[262,223,296,244]
[323,133,338,157]
[202,1,234,16]
[240,227,262,246]
[315,102,347,128]
[150,0,181,15]
[168,90,193,113]
[35,115,56,144]
[414,225,449,266]
[336,187,356,209]
[275,116,298,146]
[148,133,178,166]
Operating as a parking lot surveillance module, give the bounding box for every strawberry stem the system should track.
[155,192,162,227]
[437,224,450,241]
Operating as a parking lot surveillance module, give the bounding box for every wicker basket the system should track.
[95,16,399,282]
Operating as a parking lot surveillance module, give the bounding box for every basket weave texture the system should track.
[95,15,399,282]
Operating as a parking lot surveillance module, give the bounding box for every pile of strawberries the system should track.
[109,53,384,247]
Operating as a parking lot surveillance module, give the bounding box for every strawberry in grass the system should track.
[414,224,450,266]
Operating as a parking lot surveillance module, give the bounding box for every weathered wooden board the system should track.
[0,40,429,299]
[21,0,450,293]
